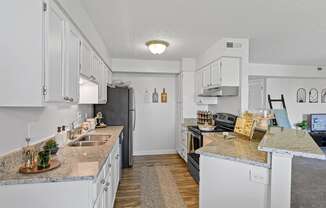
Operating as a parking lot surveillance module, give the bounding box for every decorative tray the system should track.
[19,159,61,174]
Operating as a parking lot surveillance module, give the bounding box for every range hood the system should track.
[198,86,239,97]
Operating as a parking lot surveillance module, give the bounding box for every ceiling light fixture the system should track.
[145,40,169,55]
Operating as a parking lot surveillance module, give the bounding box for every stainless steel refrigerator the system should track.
[94,87,135,168]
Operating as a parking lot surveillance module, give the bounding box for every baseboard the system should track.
[134,149,177,156]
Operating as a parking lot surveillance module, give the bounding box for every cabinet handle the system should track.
[105,182,110,186]
[115,154,119,159]
[100,179,105,184]
[108,163,112,168]
[64,96,69,101]
[104,187,108,192]
[69,97,74,102]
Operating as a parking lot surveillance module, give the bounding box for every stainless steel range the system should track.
[187,113,237,183]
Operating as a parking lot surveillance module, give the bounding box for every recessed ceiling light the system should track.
[145,40,169,55]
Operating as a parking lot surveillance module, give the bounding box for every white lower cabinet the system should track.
[92,140,120,208]
[0,139,121,208]
[200,155,270,208]
[177,127,188,162]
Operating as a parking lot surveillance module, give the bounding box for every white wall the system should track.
[0,105,92,155]
[249,63,326,78]
[208,96,241,115]
[248,63,326,125]
[113,73,177,155]
[111,59,180,74]
[266,78,326,124]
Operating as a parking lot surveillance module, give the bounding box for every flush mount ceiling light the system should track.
[145,40,169,55]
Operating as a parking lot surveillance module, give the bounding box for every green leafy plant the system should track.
[37,150,50,170]
[296,120,308,130]
[43,139,58,154]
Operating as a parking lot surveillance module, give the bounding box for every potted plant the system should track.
[37,150,50,170]
[295,120,308,130]
[43,139,59,155]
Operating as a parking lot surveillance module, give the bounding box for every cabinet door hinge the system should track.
[43,2,48,12]
[42,86,47,95]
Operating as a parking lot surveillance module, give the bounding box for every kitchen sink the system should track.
[68,135,111,147]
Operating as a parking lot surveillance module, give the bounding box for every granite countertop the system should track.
[0,126,123,186]
[258,127,326,160]
[196,132,269,168]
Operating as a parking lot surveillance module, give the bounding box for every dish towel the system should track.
[272,109,292,128]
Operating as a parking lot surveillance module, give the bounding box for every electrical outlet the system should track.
[249,168,270,185]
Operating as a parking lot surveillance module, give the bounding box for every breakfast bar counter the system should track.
[258,127,325,160]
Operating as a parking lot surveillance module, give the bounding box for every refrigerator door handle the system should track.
[133,93,136,131]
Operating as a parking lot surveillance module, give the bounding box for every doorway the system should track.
[248,78,266,111]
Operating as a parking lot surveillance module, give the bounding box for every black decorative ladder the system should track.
[268,94,286,126]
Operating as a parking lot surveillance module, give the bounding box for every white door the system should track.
[248,78,266,111]
[65,24,80,103]
[92,54,101,83]
[44,1,66,102]
[80,40,92,78]
[210,61,221,87]
[107,69,113,85]
[202,65,211,88]
[220,57,240,86]
[99,64,108,103]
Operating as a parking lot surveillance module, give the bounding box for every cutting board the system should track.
[234,117,256,140]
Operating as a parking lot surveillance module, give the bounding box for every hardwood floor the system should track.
[114,154,199,208]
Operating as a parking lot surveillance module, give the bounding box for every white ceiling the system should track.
[81,0,326,65]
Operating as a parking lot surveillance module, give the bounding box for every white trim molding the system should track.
[111,58,181,74]
[133,149,177,156]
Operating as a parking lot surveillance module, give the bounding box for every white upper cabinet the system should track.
[202,65,211,88]
[92,53,102,83]
[0,0,111,106]
[65,24,81,104]
[99,64,108,104]
[107,68,113,85]
[80,40,92,78]
[44,1,81,104]
[195,69,204,96]
[44,0,66,102]
[199,57,240,90]
[0,0,44,106]
[210,60,221,87]
[219,57,240,86]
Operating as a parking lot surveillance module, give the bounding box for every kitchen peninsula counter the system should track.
[196,132,269,168]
